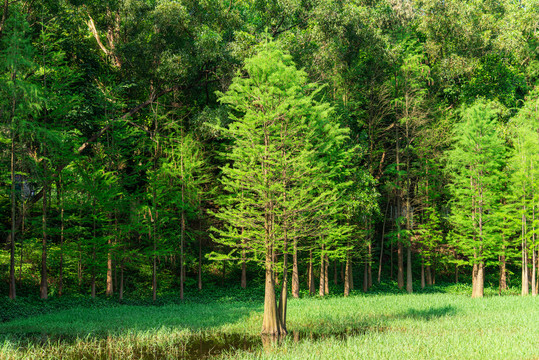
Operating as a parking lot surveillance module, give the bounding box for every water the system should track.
[7,327,386,359]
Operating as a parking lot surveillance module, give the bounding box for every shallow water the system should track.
[8,327,386,359]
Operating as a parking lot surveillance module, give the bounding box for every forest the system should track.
[1,0,539,345]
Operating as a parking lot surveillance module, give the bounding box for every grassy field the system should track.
[0,286,538,359]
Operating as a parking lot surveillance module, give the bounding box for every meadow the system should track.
[0,284,538,360]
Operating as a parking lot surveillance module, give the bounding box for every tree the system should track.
[0,7,42,299]
[446,100,506,298]
[212,40,350,335]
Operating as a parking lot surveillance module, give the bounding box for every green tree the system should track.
[212,40,350,335]
[446,100,506,298]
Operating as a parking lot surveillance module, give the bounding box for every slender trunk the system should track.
[9,119,16,300]
[152,222,156,301]
[499,252,507,293]
[308,249,315,295]
[180,184,185,300]
[292,239,299,298]
[59,177,64,297]
[324,254,329,295]
[532,205,537,296]
[241,239,247,289]
[222,261,226,286]
[107,240,113,296]
[522,209,529,296]
[350,260,354,290]
[421,258,425,289]
[344,251,350,296]
[119,263,124,301]
[198,237,203,290]
[363,261,368,292]
[91,198,96,299]
[40,163,48,300]
[277,232,289,334]
[426,264,432,286]
[397,242,404,289]
[378,199,390,283]
[406,246,413,293]
[367,240,372,288]
[319,245,325,296]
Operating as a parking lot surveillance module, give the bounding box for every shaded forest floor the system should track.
[0,284,537,359]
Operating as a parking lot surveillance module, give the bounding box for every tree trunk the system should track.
[499,253,507,293]
[277,233,289,334]
[261,247,283,335]
[107,241,113,296]
[241,251,247,289]
[198,237,203,290]
[40,164,48,300]
[363,262,368,293]
[9,123,16,300]
[522,210,529,296]
[426,265,433,286]
[152,223,157,301]
[397,242,404,289]
[421,258,425,289]
[119,263,124,301]
[292,240,299,298]
[406,246,413,293]
[334,260,338,286]
[378,199,390,283]
[91,198,96,299]
[319,246,326,296]
[350,260,354,290]
[58,177,64,297]
[471,261,484,298]
[324,254,329,295]
[344,252,350,296]
[308,249,315,295]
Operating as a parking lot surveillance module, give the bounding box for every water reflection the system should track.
[7,326,386,359]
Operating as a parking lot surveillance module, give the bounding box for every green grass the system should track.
[0,287,538,359]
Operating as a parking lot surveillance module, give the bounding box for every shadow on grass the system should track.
[398,305,457,320]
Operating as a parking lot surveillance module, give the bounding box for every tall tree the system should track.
[446,100,506,298]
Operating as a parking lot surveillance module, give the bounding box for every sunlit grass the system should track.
[1,290,538,359]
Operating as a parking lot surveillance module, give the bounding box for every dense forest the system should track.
[1,0,539,335]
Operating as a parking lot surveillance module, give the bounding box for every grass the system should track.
[0,284,538,359]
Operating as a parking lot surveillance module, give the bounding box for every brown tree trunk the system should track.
[40,165,48,300]
[292,240,299,298]
[277,233,289,334]
[324,254,329,295]
[107,241,113,296]
[319,246,326,296]
[58,177,64,297]
[308,249,315,295]
[91,199,96,299]
[426,265,433,286]
[198,238,203,290]
[406,246,413,293]
[241,256,247,289]
[378,199,390,283]
[350,260,354,290]
[522,210,529,296]
[499,253,507,293]
[421,258,425,289]
[344,253,350,296]
[9,123,16,300]
[261,246,283,335]
[397,242,404,289]
[119,263,124,301]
